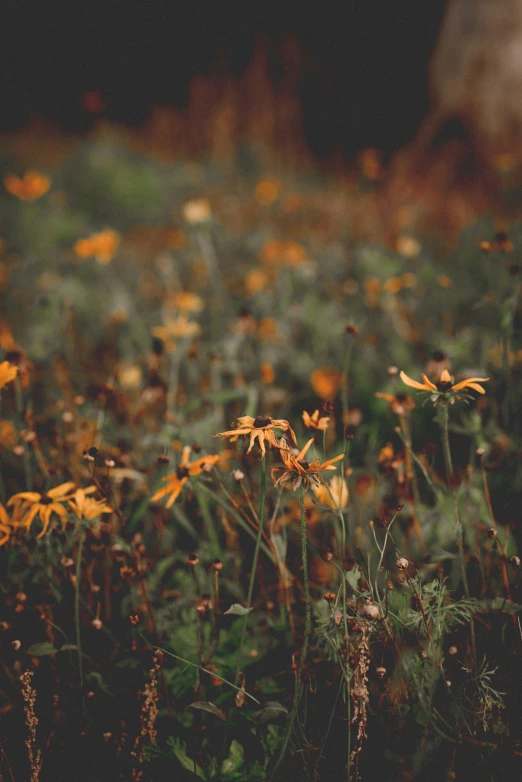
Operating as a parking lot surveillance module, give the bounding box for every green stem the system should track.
[234,456,266,682]
[439,403,470,597]
[75,520,86,691]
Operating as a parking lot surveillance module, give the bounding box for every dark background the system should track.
[0,1,447,157]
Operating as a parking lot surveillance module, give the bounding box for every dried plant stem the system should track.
[234,455,266,682]
[20,671,41,782]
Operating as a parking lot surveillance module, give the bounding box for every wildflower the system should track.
[74,230,120,264]
[312,475,349,509]
[151,446,219,508]
[8,482,76,537]
[310,368,343,400]
[302,409,330,431]
[216,415,297,458]
[255,177,280,205]
[375,391,415,416]
[68,487,112,520]
[400,368,489,402]
[396,236,421,258]
[167,291,204,313]
[260,363,275,384]
[0,503,12,546]
[272,437,344,491]
[323,592,337,602]
[152,315,201,344]
[4,170,51,201]
[0,360,18,389]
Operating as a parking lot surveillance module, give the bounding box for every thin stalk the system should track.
[234,456,266,682]
[74,519,86,692]
[298,485,311,675]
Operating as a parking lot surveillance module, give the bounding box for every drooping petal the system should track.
[451,377,489,393]
[320,453,345,469]
[165,479,187,508]
[420,374,438,391]
[8,492,41,505]
[297,439,315,461]
[48,481,76,498]
[399,371,429,391]
[375,392,396,403]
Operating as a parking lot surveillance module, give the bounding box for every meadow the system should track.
[0,132,521,781]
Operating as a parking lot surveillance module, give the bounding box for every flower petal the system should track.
[420,374,438,391]
[399,371,429,391]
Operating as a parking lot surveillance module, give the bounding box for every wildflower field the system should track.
[0,133,521,782]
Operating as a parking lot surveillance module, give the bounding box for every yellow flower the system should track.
[272,437,344,491]
[0,419,17,448]
[168,292,204,313]
[8,481,76,537]
[4,170,51,201]
[152,316,201,342]
[68,487,112,520]
[244,268,268,295]
[74,230,120,264]
[0,503,12,546]
[216,415,297,458]
[0,361,18,390]
[396,236,421,258]
[400,368,489,396]
[152,446,219,508]
[302,409,330,431]
[312,475,349,509]
[255,177,280,206]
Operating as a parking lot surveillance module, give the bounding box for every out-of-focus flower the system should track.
[167,292,204,313]
[183,199,212,224]
[0,361,18,390]
[396,236,421,258]
[151,446,219,508]
[255,177,280,206]
[4,170,51,201]
[117,364,143,390]
[0,420,17,448]
[260,363,275,384]
[272,437,344,491]
[216,415,297,458]
[244,268,268,295]
[152,316,201,343]
[8,482,76,537]
[310,368,343,400]
[375,391,415,416]
[302,409,330,431]
[74,230,120,264]
[359,148,383,180]
[313,475,349,509]
[437,275,453,288]
[259,240,307,268]
[0,503,12,546]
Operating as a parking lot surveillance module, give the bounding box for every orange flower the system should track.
[0,503,12,546]
[259,240,307,268]
[0,361,18,390]
[68,487,112,520]
[312,475,349,509]
[74,230,120,264]
[272,437,344,491]
[216,415,297,458]
[260,363,275,384]
[302,409,330,431]
[151,446,219,508]
[8,482,76,537]
[4,170,51,201]
[0,419,17,448]
[255,177,280,205]
[375,392,415,416]
[400,368,489,397]
[310,368,343,400]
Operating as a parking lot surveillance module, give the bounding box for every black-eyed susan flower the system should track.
[68,487,112,520]
[400,368,489,403]
[151,446,219,508]
[374,391,415,416]
[8,482,76,537]
[272,437,344,491]
[312,475,349,508]
[0,360,18,389]
[216,415,297,458]
[302,409,330,431]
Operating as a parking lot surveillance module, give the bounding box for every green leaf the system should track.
[255,701,288,723]
[26,642,58,656]
[167,738,205,779]
[224,603,254,616]
[189,701,227,720]
[59,644,78,652]
[222,740,245,774]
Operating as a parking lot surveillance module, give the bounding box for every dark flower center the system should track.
[254,415,272,428]
[395,393,408,403]
[431,351,446,362]
[297,459,310,470]
[39,495,53,505]
[176,466,190,480]
[436,380,452,392]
